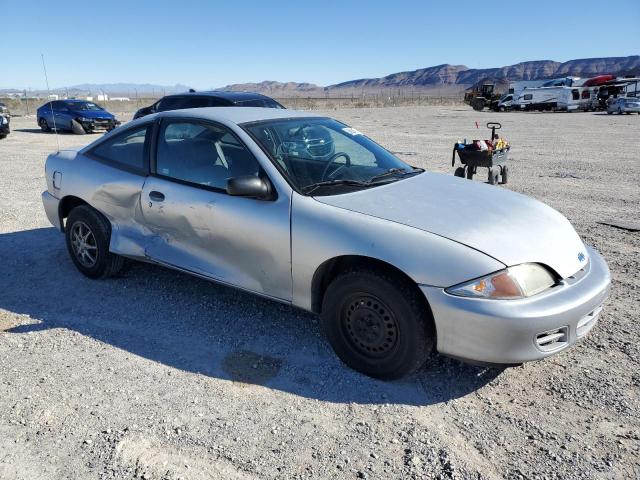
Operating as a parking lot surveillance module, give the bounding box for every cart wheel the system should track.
[488,167,498,185]
[500,165,508,184]
[466,166,475,180]
[454,167,465,178]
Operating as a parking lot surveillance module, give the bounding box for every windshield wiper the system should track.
[302,179,371,196]
[368,167,424,183]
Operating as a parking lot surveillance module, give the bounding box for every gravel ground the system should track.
[0,107,638,479]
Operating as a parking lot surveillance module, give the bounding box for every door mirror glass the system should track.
[227,175,272,199]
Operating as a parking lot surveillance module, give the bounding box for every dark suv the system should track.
[133,90,284,119]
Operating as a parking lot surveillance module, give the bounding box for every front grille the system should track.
[577,305,602,337]
[535,326,568,352]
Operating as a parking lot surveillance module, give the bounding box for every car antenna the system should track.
[41,53,60,151]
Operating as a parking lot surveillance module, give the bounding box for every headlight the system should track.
[79,117,93,123]
[446,264,556,300]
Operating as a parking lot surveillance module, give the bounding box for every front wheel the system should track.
[65,205,124,279]
[321,268,434,380]
[70,119,87,135]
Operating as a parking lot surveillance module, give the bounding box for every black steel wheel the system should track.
[343,294,399,358]
[65,205,124,279]
[321,267,435,380]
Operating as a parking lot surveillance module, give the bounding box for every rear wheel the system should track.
[454,167,465,178]
[500,165,508,184]
[321,268,434,380]
[39,118,51,132]
[65,205,124,279]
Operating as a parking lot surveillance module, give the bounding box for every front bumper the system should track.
[0,116,9,134]
[421,246,610,364]
[42,191,62,231]
[79,118,120,131]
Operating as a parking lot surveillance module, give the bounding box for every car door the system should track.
[139,118,292,301]
[52,101,72,129]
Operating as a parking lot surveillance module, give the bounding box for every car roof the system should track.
[150,106,323,125]
[166,90,275,102]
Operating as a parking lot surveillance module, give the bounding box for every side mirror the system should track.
[226,175,273,200]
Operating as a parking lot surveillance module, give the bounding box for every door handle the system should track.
[149,191,165,202]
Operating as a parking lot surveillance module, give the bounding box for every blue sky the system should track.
[2,0,639,89]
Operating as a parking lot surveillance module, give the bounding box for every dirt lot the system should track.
[0,107,638,479]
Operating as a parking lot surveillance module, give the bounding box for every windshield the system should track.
[244,117,420,195]
[68,102,103,111]
[234,98,285,109]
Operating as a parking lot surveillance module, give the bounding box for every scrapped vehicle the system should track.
[0,114,9,139]
[42,107,610,379]
[0,102,10,116]
[37,100,120,134]
[133,90,284,119]
[607,96,640,114]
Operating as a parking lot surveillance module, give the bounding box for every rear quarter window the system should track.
[89,125,151,173]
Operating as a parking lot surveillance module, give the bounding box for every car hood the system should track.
[71,109,114,119]
[314,172,588,279]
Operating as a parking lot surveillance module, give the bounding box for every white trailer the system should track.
[513,86,589,111]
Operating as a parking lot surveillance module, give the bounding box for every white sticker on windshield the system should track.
[342,127,362,136]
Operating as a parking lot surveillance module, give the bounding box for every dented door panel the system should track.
[139,176,292,301]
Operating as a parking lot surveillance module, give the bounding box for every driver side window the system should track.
[156,120,261,191]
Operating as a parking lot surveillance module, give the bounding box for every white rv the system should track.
[513,86,589,111]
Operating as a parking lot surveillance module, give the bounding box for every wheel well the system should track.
[311,255,430,316]
[58,196,88,231]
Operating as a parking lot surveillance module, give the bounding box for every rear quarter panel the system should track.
[45,150,149,257]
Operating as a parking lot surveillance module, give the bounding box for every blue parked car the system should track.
[37,100,120,134]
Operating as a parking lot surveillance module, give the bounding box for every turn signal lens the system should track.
[446,264,556,300]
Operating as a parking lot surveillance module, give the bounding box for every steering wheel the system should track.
[321,152,351,181]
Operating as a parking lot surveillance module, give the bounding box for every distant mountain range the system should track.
[0,83,191,97]
[2,56,637,98]
[220,56,640,95]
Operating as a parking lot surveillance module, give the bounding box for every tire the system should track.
[607,111,613,115]
[321,268,435,380]
[488,166,498,185]
[466,166,475,180]
[70,119,87,135]
[39,118,51,132]
[454,167,465,178]
[500,165,508,184]
[471,98,485,111]
[65,205,124,279]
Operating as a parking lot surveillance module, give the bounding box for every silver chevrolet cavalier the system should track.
[42,107,610,379]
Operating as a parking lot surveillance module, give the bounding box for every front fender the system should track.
[291,194,504,311]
